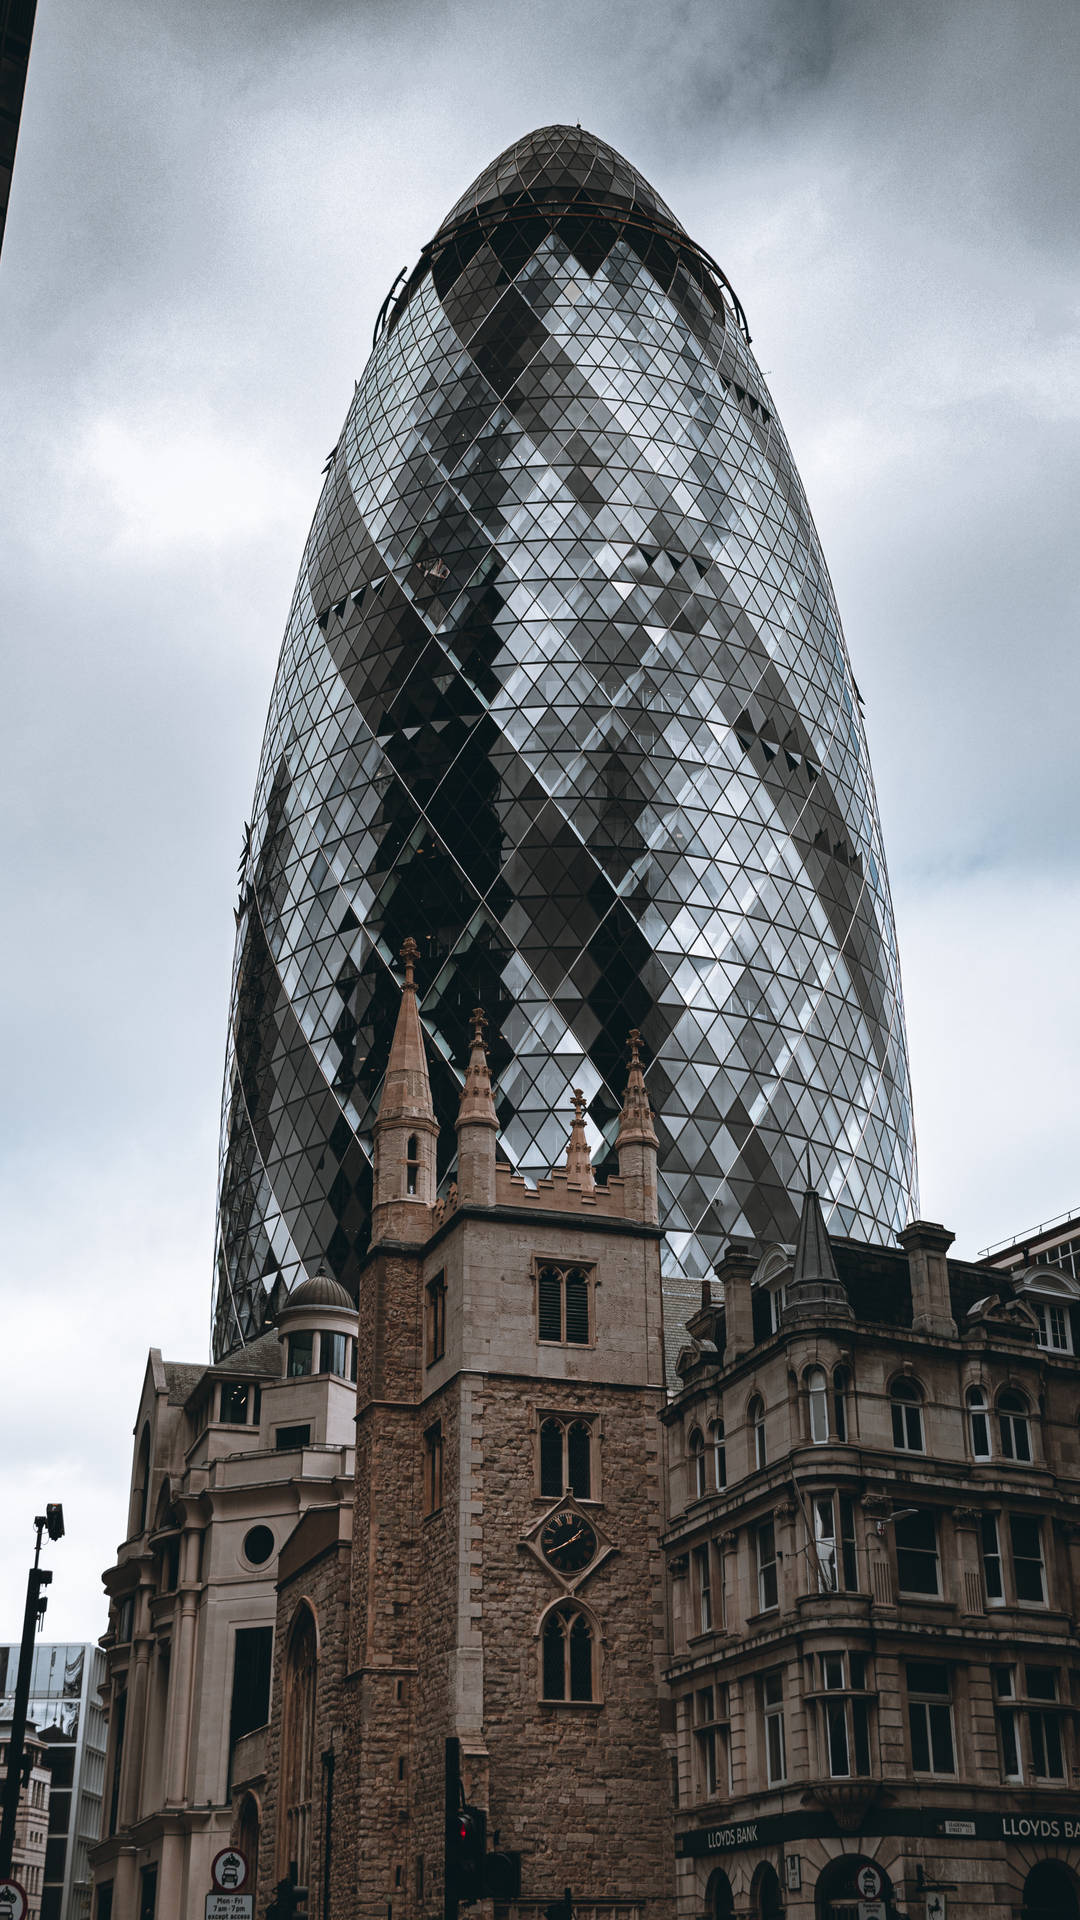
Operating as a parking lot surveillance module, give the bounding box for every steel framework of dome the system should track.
[212,125,917,1359]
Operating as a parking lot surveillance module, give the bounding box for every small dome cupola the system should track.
[277,1265,358,1383]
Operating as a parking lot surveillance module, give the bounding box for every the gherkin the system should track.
[212,125,917,1360]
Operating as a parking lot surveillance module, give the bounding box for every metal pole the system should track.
[444,1736,460,1920]
[0,1520,48,1877]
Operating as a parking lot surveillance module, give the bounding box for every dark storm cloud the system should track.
[1,0,1077,1630]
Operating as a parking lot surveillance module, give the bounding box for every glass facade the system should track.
[213,125,916,1358]
[0,1643,107,1920]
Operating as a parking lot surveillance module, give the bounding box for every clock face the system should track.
[540,1508,597,1574]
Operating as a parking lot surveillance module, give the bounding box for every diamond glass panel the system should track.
[212,125,917,1359]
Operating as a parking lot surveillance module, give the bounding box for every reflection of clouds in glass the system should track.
[212,125,916,1367]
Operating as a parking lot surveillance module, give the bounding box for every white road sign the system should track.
[211,1850,249,1891]
[0,1881,28,1920]
[206,1896,253,1920]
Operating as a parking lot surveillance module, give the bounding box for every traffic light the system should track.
[447,1801,486,1905]
[545,1888,573,1920]
[484,1849,522,1899]
[266,1878,307,1919]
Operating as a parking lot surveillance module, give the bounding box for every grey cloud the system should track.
[1,0,1077,1631]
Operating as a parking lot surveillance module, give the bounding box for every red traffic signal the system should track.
[447,1802,486,1904]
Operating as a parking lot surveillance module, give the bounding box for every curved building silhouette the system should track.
[212,125,917,1358]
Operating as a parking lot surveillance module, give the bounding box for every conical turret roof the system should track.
[375,937,436,1134]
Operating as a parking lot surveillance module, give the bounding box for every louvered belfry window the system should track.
[536,1263,593,1345]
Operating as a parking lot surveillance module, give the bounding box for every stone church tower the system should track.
[256,942,676,1919]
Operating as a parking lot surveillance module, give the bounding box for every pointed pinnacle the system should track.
[400,936,419,988]
[457,1005,497,1130]
[564,1087,596,1192]
[616,1027,658,1149]
[375,936,435,1133]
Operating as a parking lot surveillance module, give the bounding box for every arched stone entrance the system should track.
[705,1867,734,1920]
[815,1855,894,1920]
[1022,1860,1080,1920]
[750,1861,784,1919]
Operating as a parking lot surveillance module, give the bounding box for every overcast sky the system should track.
[1,0,1077,1637]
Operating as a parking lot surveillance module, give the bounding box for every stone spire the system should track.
[564,1089,596,1194]
[371,937,438,1241]
[783,1174,853,1324]
[456,1007,497,1207]
[615,1030,658,1224]
[615,1029,659,1150]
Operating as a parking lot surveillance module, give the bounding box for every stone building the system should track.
[250,946,675,1920]
[90,1286,358,1920]
[0,1719,52,1919]
[92,948,676,1920]
[662,1190,1080,1920]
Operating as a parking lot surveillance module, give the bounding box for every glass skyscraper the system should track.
[213,125,916,1358]
[0,1643,107,1920]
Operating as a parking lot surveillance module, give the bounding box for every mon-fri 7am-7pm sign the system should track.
[207,1850,252,1920]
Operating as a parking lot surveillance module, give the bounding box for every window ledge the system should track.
[538,1698,604,1711]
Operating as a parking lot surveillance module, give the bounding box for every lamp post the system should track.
[0,1506,64,1878]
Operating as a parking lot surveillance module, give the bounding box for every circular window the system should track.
[243,1525,275,1566]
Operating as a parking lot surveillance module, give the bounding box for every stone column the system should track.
[164,1527,201,1806]
[119,1569,154,1827]
[715,1242,756,1361]
[898,1221,957,1339]
[953,1507,986,1618]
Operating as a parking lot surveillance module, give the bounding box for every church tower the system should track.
[261,945,676,1918]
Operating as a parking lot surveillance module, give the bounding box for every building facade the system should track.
[212,122,916,1366]
[0,1719,52,1920]
[663,1197,1080,1920]
[90,1297,358,1920]
[249,960,676,1920]
[0,1643,107,1920]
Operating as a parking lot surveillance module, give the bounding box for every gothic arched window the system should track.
[541,1603,597,1703]
[279,1605,317,1886]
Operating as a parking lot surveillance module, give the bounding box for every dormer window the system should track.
[1017,1271,1080,1352]
[406,1134,420,1196]
[1033,1299,1072,1353]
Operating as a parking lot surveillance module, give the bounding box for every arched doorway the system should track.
[706,1867,734,1920]
[237,1792,260,1896]
[751,1862,783,1919]
[816,1856,893,1920]
[278,1604,318,1887]
[1022,1861,1080,1920]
